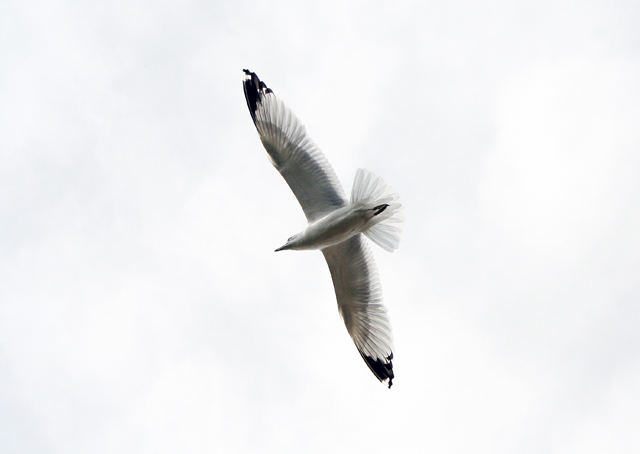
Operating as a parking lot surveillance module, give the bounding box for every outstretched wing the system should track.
[243,69,347,222]
[322,234,395,387]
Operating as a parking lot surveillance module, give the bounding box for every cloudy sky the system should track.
[1,0,639,452]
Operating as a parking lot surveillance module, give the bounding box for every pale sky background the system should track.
[1,0,639,452]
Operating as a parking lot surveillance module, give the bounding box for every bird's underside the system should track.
[242,69,401,388]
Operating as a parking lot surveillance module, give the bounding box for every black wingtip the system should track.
[242,69,271,122]
[360,351,394,388]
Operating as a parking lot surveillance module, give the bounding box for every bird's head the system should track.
[275,234,298,252]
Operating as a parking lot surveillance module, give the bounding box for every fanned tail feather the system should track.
[351,169,404,252]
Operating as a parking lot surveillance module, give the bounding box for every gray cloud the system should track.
[1,0,639,452]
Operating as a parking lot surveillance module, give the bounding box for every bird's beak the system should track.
[274,244,286,252]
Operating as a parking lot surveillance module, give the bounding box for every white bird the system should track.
[243,70,403,388]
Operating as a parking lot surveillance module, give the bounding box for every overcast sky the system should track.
[1,0,639,452]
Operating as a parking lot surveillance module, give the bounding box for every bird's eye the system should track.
[288,236,295,242]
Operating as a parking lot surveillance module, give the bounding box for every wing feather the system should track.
[243,70,347,221]
[322,235,394,387]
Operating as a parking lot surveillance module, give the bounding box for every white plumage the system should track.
[242,70,403,387]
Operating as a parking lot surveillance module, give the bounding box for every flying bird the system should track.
[242,69,403,388]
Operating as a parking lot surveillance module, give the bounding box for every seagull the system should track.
[242,70,403,388]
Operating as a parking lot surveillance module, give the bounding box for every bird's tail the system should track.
[351,168,404,252]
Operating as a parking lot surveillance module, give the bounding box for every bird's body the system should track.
[242,69,403,388]
[276,201,390,251]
